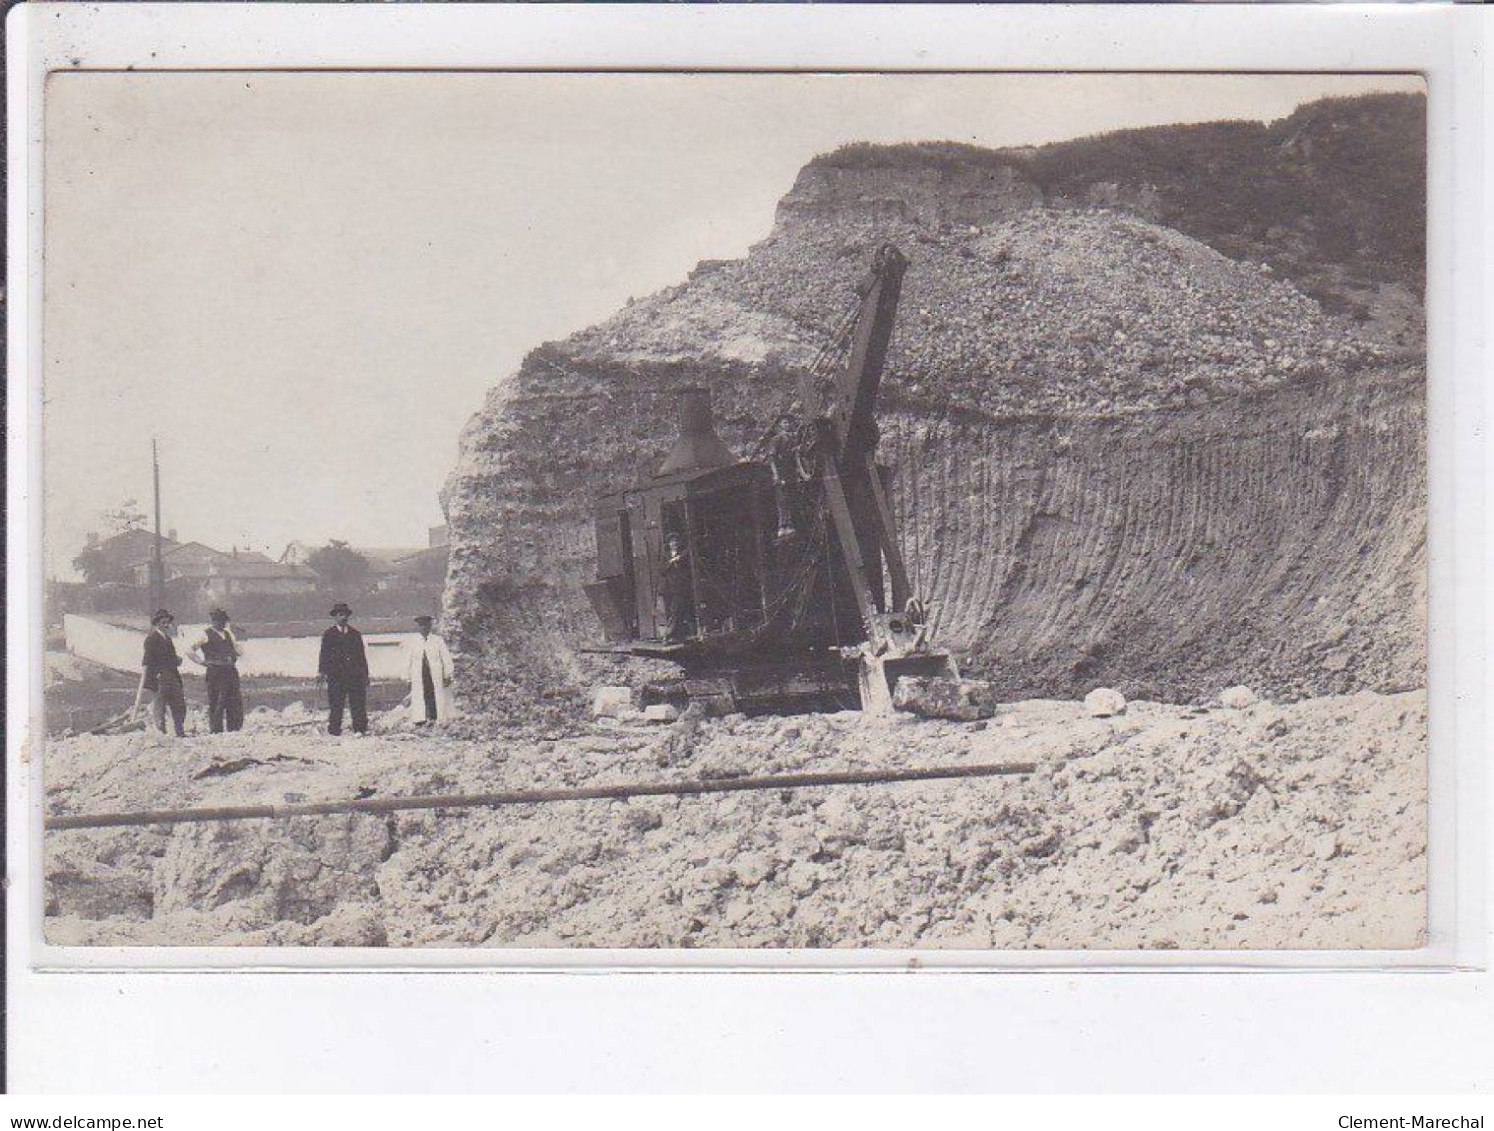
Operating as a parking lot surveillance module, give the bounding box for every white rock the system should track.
[1219,685,1260,710]
[642,704,681,723]
[893,676,999,721]
[734,852,774,887]
[1084,687,1127,718]
[591,686,633,719]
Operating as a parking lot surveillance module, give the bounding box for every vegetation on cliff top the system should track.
[809,93,1425,324]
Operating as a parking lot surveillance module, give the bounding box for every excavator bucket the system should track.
[857,650,961,715]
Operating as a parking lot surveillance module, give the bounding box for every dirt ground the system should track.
[43,688,1426,950]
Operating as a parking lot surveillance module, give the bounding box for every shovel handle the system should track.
[130,670,147,719]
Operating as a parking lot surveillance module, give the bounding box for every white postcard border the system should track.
[6,0,1489,1093]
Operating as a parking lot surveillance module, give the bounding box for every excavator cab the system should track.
[585,400,777,654]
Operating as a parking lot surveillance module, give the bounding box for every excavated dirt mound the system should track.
[572,207,1395,417]
[45,690,1425,948]
[443,194,1424,716]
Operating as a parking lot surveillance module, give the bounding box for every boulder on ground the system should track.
[642,703,681,724]
[591,686,633,719]
[892,676,1000,721]
[1219,685,1260,709]
[1084,687,1127,718]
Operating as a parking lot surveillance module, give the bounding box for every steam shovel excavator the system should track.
[583,243,959,714]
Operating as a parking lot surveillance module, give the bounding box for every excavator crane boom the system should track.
[827,243,909,461]
[804,244,916,633]
[585,241,956,715]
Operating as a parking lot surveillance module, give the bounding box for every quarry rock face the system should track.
[441,96,1426,720]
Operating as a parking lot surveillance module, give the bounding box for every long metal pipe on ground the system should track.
[45,760,1037,832]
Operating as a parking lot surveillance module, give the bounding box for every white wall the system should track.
[61,613,144,674]
[63,613,412,680]
[228,629,411,680]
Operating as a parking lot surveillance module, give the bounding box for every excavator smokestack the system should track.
[658,387,735,476]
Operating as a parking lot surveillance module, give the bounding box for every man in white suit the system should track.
[404,614,455,726]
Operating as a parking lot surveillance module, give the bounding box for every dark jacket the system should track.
[318,625,369,686]
[141,629,183,693]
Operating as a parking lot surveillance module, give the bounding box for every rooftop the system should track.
[169,559,318,581]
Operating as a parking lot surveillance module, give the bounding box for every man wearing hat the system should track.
[403,614,455,726]
[189,608,244,733]
[141,609,187,738]
[317,602,369,736]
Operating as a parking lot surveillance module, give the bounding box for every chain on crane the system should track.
[748,286,866,462]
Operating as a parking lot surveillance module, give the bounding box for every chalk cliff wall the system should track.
[441,94,1425,721]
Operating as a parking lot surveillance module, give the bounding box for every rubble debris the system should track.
[1084,688,1127,718]
[1314,832,1342,861]
[193,754,320,780]
[193,758,263,779]
[89,712,147,737]
[642,704,681,724]
[893,676,1000,721]
[43,690,1425,949]
[626,808,663,834]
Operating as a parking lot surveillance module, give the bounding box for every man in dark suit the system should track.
[318,601,369,736]
[142,608,187,737]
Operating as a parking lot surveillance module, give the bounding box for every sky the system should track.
[42,71,1423,576]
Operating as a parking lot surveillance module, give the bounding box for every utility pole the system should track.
[150,438,165,615]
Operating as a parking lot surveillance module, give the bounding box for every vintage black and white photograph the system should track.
[40,71,1427,950]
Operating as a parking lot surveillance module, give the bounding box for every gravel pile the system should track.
[569,208,1395,419]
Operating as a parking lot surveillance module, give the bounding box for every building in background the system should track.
[127,540,227,586]
[280,536,449,594]
[193,558,319,600]
[81,527,180,579]
[384,544,450,590]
